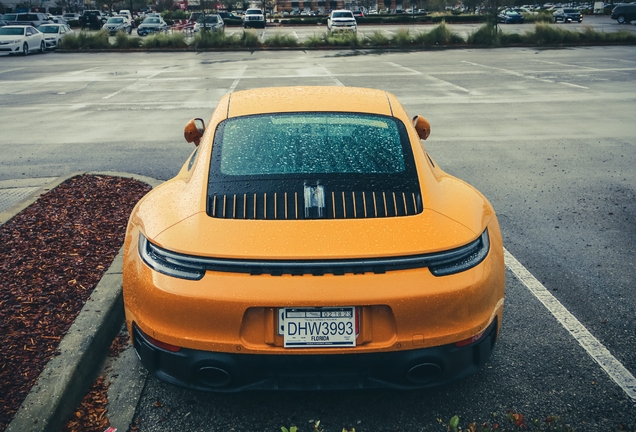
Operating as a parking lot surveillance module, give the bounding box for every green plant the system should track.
[392,28,413,46]
[303,33,325,47]
[365,30,391,46]
[467,22,501,46]
[281,427,297,432]
[112,31,142,49]
[59,30,110,50]
[240,29,262,47]
[141,32,188,48]
[264,32,298,47]
[320,32,362,47]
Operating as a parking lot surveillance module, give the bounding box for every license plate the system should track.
[278,307,356,348]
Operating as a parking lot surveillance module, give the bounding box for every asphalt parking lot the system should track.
[0,46,635,431]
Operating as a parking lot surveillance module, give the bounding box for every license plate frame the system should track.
[278,307,357,348]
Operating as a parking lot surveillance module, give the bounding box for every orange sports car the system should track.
[123,86,505,391]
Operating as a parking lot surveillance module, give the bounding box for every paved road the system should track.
[0,47,635,431]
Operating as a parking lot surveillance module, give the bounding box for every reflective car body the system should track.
[136,16,167,35]
[0,25,45,54]
[327,9,358,32]
[243,8,265,28]
[38,23,74,49]
[611,3,636,23]
[123,86,505,392]
[497,9,525,23]
[553,8,582,22]
[194,14,225,32]
[102,16,132,35]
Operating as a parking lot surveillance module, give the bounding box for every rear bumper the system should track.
[132,318,498,392]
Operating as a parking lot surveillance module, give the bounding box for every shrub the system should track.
[141,32,188,48]
[365,30,391,46]
[112,31,142,49]
[264,32,299,47]
[240,30,262,47]
[392,28,413,46]
[60,30,110,50]
[467,22,500,46]
[303,33,324,47]
[412,21,464,45]
[524,22,580,45]
[193,30,236,49]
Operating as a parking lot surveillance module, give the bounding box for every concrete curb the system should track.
[5,171,161,432]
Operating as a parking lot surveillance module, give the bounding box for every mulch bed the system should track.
[0,174,152,431]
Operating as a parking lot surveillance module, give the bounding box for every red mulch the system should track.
[0,174,151,431]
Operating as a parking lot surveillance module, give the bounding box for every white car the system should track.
[39,23,74,49]
[327,9,357,33]
[243,8,265,28]
[0,25,45,55]
[118,9,133,22]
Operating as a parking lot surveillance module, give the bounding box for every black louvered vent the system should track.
[208,189,422,220]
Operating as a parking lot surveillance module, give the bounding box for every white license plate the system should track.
[278,307,357,348]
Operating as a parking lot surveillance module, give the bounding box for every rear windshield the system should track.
[215,113,407,176]
[333,11,354,18]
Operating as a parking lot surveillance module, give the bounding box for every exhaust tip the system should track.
[406,363,442,384]
[196,366,231,387]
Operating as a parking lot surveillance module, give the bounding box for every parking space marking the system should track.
[463,61,555,84]
[320,65,344,86]
[560,82,589,89]
[227,66,247,94]
[385,62,421,75]
[504,248,636,402]
[0,68,25,75]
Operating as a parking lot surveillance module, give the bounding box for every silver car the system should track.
[102,16,132,35]
[39,23,75,49]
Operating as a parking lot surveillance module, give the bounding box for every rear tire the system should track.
[617,15,626,24]
[40,41,45,53]
[22,42,28,56]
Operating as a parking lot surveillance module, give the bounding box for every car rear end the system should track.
[123,87,505,392]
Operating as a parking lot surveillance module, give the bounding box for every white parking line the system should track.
[504,248,636,402]
[227,66,247,94]
[321,65,344,86]
[0,68,25,75]
[463,61,555,84]
[560,82,589,89]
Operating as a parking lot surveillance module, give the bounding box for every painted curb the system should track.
[5,171,161,432]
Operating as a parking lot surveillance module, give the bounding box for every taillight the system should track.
[135,324,181,352]
[454,329,486,347]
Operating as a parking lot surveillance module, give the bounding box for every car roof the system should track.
[227,87,393,118]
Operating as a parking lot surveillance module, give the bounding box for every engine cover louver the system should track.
[208,189,423,220]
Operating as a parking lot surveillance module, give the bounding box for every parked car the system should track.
[118,9,133,21]
[194,14,225,32]
[136,16,168,35]
[80,10,107,30]
[38,23,74,49]
[611,3,636,23]
[217,11,241,20]
[553,8,582,22]
[497,9,525,23]
[102,16,132,34]
[62,13,81,21]
[243,8,265,28]
[0,25,45,55]
[327,9,357,32]
[122,86,505,392]
[10,12,51,27]
[352,10,365,17]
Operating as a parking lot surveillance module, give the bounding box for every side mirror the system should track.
[184,118,205,146]
[412,115,431,141]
